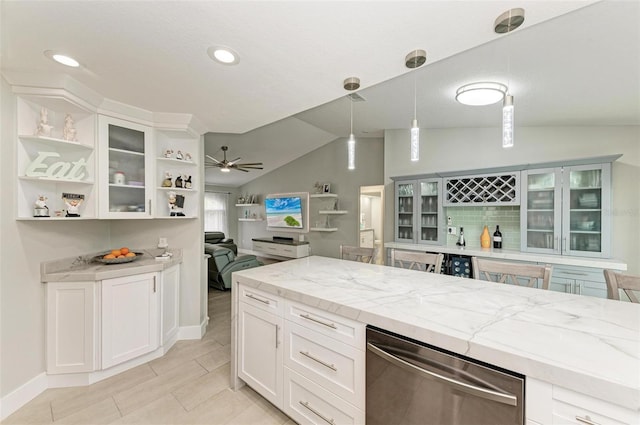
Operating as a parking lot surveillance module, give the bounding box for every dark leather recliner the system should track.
[204,231,237,255]
[205,245,262,290]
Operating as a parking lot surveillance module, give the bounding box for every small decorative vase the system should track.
[481,225,491,248]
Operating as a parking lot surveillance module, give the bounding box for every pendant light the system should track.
[495,8,524,149]
[405,50,426,162]
[344,77,360,170]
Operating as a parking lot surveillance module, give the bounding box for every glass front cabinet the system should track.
[394,178,444,244]
[521,163,611,258]
[98,116,153,218]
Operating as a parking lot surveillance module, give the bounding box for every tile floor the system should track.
[3,288,293,425]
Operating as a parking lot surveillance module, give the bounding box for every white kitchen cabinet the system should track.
[45,281,97,374]
[252,239,310,259]
[101,272,159,369]
[443,171,520,206]
[15,89,98,220]
[521,162,613,258]
[98,115,154,218]
[547,265,608,298]
[160,264,180,345]
[238,295,283,407]
[236,283,365,421]
[394,177,444,244]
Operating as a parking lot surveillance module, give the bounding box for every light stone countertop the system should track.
[41,248,182,282]
[385,242,628,270]
[233,255,640,411]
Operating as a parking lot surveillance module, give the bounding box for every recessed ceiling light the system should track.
[207,46,240,65]
[44,50,80,68]
[455,82,507,106]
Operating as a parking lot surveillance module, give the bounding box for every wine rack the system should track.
[443,172,520,206]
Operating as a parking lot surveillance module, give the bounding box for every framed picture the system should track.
[322,183,331,193]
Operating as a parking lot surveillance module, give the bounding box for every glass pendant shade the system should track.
[347,134,356,170]
[410,119,419,162]
[502,95,514,148]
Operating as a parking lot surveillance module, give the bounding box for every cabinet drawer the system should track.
[284,321,364,408]
[284,367,364,425]
[552,266,604,283]
[238,284,283,315]
[285,300,365,348]
[552,387,638,425]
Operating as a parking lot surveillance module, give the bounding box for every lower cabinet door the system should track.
[284,367,364,425]
[101,272,159,369]
[238,301,283,408]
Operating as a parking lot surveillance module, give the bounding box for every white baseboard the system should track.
[177,317,208,340]
[0,372,48,421]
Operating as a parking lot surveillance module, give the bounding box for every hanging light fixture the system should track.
[344,77,360,170]
[405,50,426,162]
[495,8,524,149]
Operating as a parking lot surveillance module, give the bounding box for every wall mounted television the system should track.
[265,192,309,233]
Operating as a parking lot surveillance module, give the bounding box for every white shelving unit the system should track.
[236,202,263,222]
[309,193,347,232]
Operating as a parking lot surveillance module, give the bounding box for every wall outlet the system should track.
[158,237,168,248]
[447,226,457,235]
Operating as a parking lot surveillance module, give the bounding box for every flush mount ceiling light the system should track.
[455,82,507,106]
[207,46,240,65]
[494,8,525,34]
[44,50,80,68]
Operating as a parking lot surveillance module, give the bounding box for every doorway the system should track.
[359,185,384,265]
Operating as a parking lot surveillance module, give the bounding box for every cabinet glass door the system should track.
[99,116,152,218]
[418,180,440,244]
[395,182,415,242]
[521,169,561,254]
[565,166,606,256]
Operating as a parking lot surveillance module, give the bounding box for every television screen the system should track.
[265,196,303,229]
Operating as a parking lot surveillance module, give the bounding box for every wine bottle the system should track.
[456,227,466,247]
[493,225,503,249]
[481,225,491,248]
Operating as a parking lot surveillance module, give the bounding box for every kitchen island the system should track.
[231,255,639,423]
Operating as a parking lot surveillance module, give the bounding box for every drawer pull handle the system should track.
[575,415,600,425]
[246,293,270,305]
[560,271,589,277]
[299,401,335,425]
[299,351,337,371]
[300,313,337,329]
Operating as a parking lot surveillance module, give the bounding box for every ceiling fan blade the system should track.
[228,157,242,165]
[204,163,223,168]
[236,162,263,166]
[238,166,264,169]
[205,155,221,164]
[235,168,250,172]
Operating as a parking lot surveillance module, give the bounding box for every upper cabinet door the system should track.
[417,178,443,244]
[562,163,611,258]
[521,168,562,254]
[395,181,416,242]
[98,116,154,218]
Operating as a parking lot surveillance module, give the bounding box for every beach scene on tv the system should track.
[265,196,303,228]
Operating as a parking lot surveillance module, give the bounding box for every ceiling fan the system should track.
[205,146,264,173]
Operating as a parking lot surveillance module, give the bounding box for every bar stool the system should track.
[472,257,552,289]
[604,270,640,302]
[340,245,378,264]
[390,249,444,273]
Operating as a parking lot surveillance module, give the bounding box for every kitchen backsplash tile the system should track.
[446,206,520,249]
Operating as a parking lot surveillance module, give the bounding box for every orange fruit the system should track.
[125,252,136,258]
[104,254,116,259]
[120,247,130,255]
[117,255,125,259]
[111,249,122,257]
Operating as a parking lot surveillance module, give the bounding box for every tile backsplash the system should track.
[446,206,521,249]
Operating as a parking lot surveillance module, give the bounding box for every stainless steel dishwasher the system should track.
[366,326,524,425]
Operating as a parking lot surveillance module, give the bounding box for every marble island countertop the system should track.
[41,248,182,282]
[385,242,628,270]
[233,255,640,411]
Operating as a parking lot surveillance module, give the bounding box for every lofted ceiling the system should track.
[2,1,638,187]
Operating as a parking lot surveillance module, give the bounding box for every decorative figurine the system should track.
[176,150,184,160]
[33,195,50,217]
[162,172,173,187]
[184,175,192,189]
[35,107,53,137]
[163,149,174,158]
[314,182,323,194]
[62,114,77,141]
[62,193,84,217]
[184,152,192,161]
[168,191,185,216]
[174,175,183,188]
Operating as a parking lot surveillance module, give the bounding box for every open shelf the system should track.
[239,218,263,222]
[319,210,348,215]
[310,193,338,199]
[310,227,338,232]
[19,135,94,150]
[236,203,260,207]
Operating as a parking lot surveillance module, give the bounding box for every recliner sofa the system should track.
[205,245,262,290]
[204,231,237,255]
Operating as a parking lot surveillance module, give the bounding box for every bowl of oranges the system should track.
[94,247,142,264]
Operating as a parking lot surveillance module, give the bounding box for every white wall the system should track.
[237,137,384,258]
[0,77,205,404]
[384,126,640,273]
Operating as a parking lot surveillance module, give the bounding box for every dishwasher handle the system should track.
[367,342,518,407]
